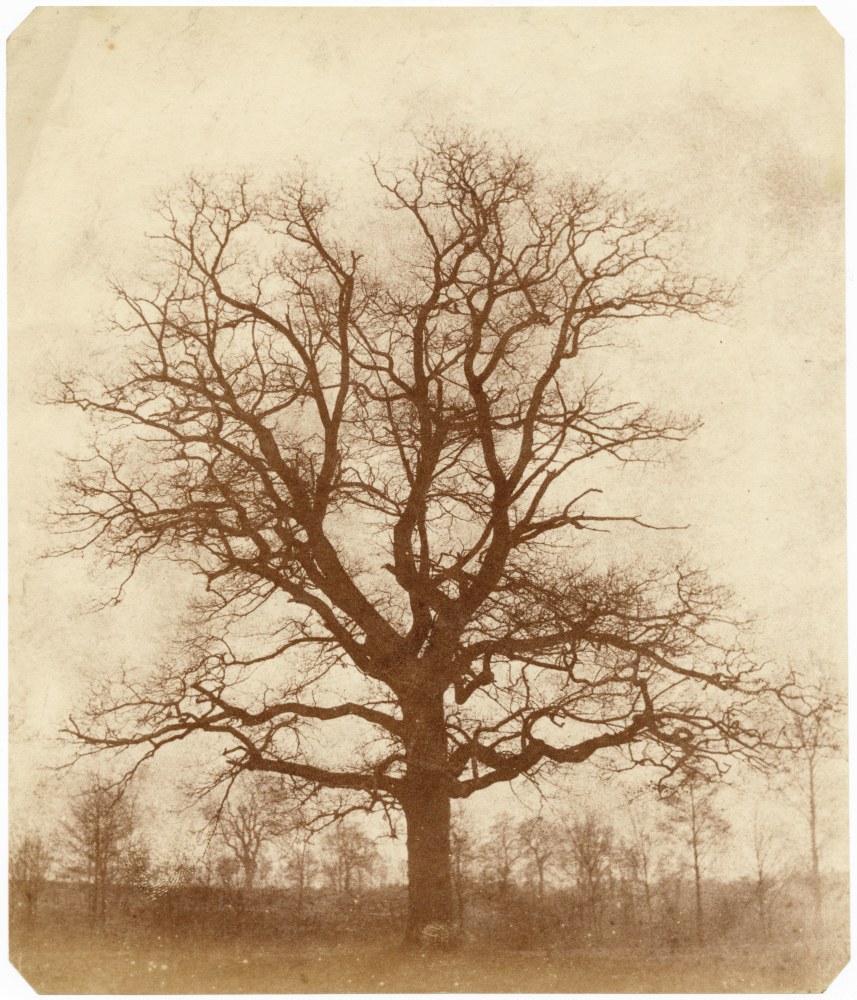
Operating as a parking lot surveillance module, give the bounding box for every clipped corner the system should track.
[7,6,45,48]
[810,4,846,44]
[4,953,38,999]
[824,950,854,998]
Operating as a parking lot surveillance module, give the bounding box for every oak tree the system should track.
[58,132,779,942]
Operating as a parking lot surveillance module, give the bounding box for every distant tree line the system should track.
[9,684,846,954]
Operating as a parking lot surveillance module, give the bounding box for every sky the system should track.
[6,7,846,878]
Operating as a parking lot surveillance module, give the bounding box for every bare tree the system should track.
[626,802,657,931]
[779,675,844,913]
[279,825,318,923]
[10,834,53,921]
[207,776,299,893]
[63,776,134,928]
[565,812,615,936]
[750,805,780,939]
[213,801,271,893]
[449,807,476,927]
[662,777,728,945]
[322,821,378,898]
[517,814,559,907]
[479,813,525,899]
[56,130,786,942]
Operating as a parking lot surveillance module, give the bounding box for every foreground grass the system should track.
[10,924,848,994]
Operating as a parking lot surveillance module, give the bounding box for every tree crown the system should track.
[57,132,781,812]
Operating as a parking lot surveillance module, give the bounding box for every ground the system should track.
[10,925,849,994]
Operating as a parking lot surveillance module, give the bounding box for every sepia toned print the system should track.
[7,7,846,994]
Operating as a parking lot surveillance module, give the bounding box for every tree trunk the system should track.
[243,858,257,894]
[688,788,704,945]
[403,786,453,943]
[642,871,653,935]
[296,845,307,924]
[97,870,108,930]
[807,757,821,915]
[755,882,769,938]
[402,689,454,945]
[692,855,702,944]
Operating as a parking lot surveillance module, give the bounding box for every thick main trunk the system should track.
[404,784,453,943]
[401,689,454,945]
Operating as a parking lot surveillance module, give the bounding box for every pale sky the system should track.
[7,8,846,869]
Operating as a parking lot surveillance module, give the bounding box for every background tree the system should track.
[213,801,270,893]
[662,776,728,945]
[750,805,780,939]
[449,807,477,928]
[517,814,559,908]
[779,675,844,913]
[10,834,53,922]
[626,800,658,933]
[279,824,319,924]
[322,821,379,899]
[515,813,564,947]
[206,775,301,895]
[479,813,524,899]
[57,130,784,943]
[63,776,134,928]
[565,812,615,936]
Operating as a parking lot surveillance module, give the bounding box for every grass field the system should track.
[10,925,848,994]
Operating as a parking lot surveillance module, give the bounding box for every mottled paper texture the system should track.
[8,7,847,994]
